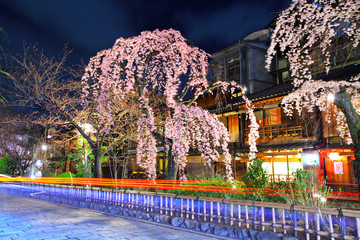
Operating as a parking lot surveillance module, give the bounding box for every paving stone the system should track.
[256,231,281,240]
[200,222,210,231]
[214,225,229,236]
[171,217,184,227]
[184,219,196,229]
[250,229,258,239]
[0,233,16,238]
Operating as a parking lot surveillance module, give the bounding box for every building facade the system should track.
[194,27,359,191]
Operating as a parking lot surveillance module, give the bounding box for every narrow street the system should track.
[0,193,227,240]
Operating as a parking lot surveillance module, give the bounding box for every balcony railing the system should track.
[244,123,304,143]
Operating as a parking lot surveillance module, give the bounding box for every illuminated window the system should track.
[252,108,282,127]
[281,71,290,82]
[254,111,264,126]
[228,115,239,142]
[264,108,282,125]
[273,58,290,84]
[278,58,287,69]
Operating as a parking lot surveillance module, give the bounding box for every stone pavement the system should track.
[0,193,228,240]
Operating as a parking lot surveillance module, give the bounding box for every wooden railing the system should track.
[1,182,359,239]
[244,123,304,143]
[327,183,359,193]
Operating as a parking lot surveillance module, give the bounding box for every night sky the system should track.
[0,0,291,65]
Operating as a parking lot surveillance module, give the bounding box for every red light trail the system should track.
[0,177,359,201]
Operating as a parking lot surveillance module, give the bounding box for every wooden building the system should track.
[193,27,360,191]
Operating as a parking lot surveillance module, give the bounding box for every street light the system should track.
[41,144,49,174]
[329,152,340,161]
[327,93,335,102]
[41,144,48,151]
[83,123,93,134]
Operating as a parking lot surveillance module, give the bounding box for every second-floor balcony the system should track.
[243,123,312,144]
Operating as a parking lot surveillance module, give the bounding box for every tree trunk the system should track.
[65,157,71,172]
[19,166,25,176]
[11,157,25,176]
[165,145,178,180]
[93,149,102,178]
[334,90,360,191]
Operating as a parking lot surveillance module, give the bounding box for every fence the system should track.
[1,182,360,240]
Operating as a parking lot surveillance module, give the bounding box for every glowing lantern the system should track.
[327,93,335,102]
[329,152,339,161]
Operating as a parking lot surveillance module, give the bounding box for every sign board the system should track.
[334,162,343,175]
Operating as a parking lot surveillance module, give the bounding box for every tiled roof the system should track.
[234,81,294,105]
[207,63,360,114]
[208,81,294,113]
[314,63,360,81]
[317,142,354,149]
[234,140,321,153]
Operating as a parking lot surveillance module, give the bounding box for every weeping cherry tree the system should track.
[82,29,259,181]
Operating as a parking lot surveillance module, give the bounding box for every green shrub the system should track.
[66,138,104,177]
[43,171,56,177]
[242,158,269,188]
[58,172,74,178]
[168,174,246,199]
[279,168,333,207]
[47,156,66,173]
[0,156,17,175]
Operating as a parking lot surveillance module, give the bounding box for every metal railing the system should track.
[1,182,359,240]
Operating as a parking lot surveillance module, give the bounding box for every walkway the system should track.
[0,193,227,240]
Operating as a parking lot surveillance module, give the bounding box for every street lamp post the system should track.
[41,144,48,173]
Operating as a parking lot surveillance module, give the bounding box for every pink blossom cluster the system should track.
[266,0,360,87]
[81,29,260,182]
[82,29,210,110]
[282,79,360,144]
[211,81,259,159]
[242,94,259,159]
[165,103,234,181]
[136,95,157,179]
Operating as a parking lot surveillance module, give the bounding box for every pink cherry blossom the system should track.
[266,0,359,86]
